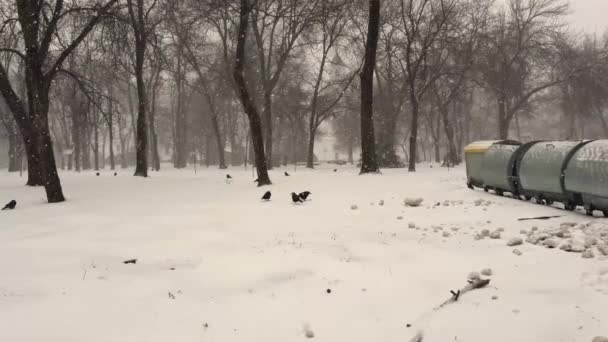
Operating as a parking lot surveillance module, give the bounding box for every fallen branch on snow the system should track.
[518,215,563,221]
[409,277,491,342]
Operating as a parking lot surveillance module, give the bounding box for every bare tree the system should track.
[0,0,118,202]
[476,0,571,139]
[233,0,272,185]
[359,0,381,174]
[397,0,457,172]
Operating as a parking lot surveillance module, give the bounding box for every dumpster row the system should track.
[464,140,608,217]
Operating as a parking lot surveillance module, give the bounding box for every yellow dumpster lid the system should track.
[464,140,503,153]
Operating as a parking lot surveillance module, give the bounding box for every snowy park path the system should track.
[1,165,607,342]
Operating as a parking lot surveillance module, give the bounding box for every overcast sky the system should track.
[568,0,606,33]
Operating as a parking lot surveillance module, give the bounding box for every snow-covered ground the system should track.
[0,164,607,342]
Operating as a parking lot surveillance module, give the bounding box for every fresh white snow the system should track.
[0,164,607,342]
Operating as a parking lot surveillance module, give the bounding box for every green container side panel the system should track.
[481,144,520,191]
[465,153,485,183]
[519,141,582,194]
[564,140,608,199]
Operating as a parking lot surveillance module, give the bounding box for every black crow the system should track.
[114,172,118,176]
[284,171,290,176]
[2,200,17,210]
[226,174,232,179]
[333,169,337,172]
[96,172,100,176]
[291,192,303,203]
[262,191,271,201]
[298,191,312,201]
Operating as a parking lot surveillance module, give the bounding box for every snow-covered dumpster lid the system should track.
[464,140,519,154]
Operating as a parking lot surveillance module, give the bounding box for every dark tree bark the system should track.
[0,0,118,202]
[127,0,149,177]
[359,0,380,174]
[233,0,271,186]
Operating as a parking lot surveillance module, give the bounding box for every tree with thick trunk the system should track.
[359,0,381,174]
[126,0,153,177]
[0,0,118,202]
[233,0,271,186]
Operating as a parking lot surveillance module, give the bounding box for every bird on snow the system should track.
[226,174,233,184]
[2,200,17,210]
[298,191,312,201]
[226,174,232,179]
[333,169,337,172]
[284,171,290,176]
[96,172,100,176]
[291,192,303,204]
[262,191,272,201]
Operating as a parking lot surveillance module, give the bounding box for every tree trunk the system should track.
[6,123,23,172]
[306,127,316,169]
[497,98,509,139]
[149,70,161,171]
[233,0,271,186]
[94,112,99,171]
[359,0,381,174]
[408,88,419,172]
[440,105,460,165]
[210,113,227,169]
[262,90,273,169]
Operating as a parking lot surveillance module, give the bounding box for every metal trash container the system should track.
[516,140,590,207]
[464,140,520,189]
[564,140,608,216]
[480,143,522,196]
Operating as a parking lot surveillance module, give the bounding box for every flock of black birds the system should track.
[227,173,311,204]
[3,170,311,212]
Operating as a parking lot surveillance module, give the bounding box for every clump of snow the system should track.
[481,229,490,237]
[350,204,358,210]
[513,249,523,256]
[592,336,608,342]
[507,237,523,246]
[597,244,608,256]
[559,241,585,253]
[303,324,315,338]
[468,272,481,281]
[481,268,492,276]
[404,198,424,207]
[442,231,451,238]
[582,250,594,259]
[492,295,498,300]
[584,236,597,248]
[408,222,416,229]
[489,230,501,239]
[527,233,551,245]
[519,229,528,235]
[397,216,404,220]
[378,200,385,206]
[542,238,559,249]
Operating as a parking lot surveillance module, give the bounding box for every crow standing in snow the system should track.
[2,200,17,210]
[226,174,232,179]
[226,174,233,184]
[284,171,290,176]
[291,192,303,203]
[298,191,311,201]
[262,191,272,201]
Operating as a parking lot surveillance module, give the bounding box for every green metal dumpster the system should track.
[464,140,520,189]
[480,143,522,195]
[516,140,589,207]
[564,140,608,216]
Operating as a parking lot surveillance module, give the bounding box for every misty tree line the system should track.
[0,0,607,202]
